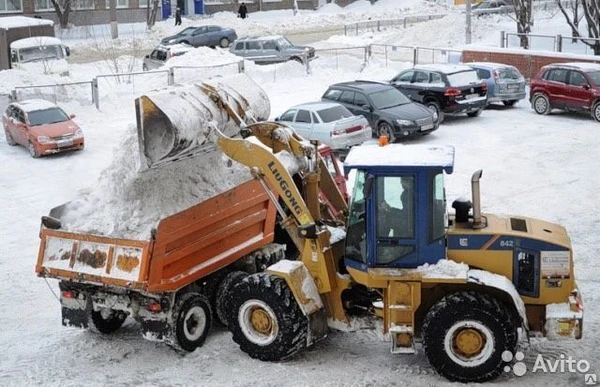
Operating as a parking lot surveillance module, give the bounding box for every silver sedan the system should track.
[275,102,372,151]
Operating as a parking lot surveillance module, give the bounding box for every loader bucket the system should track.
[135,73,270,170]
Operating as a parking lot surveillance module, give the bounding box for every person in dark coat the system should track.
[238,2,248,19]
[175,7,182,26]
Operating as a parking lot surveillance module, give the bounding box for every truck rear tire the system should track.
[90,309,127,334]
[174,293,212,352]
[422,291,517,383]
[229,273,307,361]
[216,270,249,327]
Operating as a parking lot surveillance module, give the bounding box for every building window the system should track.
[35,0,52,11]
[139,0,161,7]
[73,0,95,10]
[106,0,128,8]
[0,0,23,12]
[36,0,93,10]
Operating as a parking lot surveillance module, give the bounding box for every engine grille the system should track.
[416,117,433,126]
[52,134,74,141]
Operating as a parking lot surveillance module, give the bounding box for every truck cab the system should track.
[10,36,70,76]
[343,144,453,270]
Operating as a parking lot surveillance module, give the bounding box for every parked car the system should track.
[321,81,438,142]
[275,102,371,151]
[389,64,487,122]
[2,99,84,158]
[471,0,513,15]
[142,43,194,71]
[529,62,600,122]
[229,36,316,65]
[160,25,237,48]
[467,62,526,106]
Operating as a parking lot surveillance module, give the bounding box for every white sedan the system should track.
[275,102,372,151]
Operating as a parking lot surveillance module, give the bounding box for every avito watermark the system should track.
[503,350,597,384]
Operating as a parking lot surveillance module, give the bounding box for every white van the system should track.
[10,36,70,76]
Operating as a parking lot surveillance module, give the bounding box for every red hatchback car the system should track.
[530,62,600,122]
[3,99,84,157]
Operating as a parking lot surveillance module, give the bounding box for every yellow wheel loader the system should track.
[136,74,583,383]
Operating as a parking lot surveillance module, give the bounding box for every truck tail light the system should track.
[61,290,77,299]
[147,301,162,312]
[444,88,461,97]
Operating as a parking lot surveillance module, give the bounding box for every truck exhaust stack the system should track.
[471,169,484,228]
[135,74,271,170]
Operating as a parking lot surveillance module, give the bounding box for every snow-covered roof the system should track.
[237,35,285,41]
[414,63,475,74]
[545,62,600,71]
[11,37,63,49]
[14,99,58,112]
[344,144,455,173]
[0,16,53,29]
[290,101,342,111]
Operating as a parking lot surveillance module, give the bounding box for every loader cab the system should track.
[343,145,454,271]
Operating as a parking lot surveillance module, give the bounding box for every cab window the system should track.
[345,170,367,264]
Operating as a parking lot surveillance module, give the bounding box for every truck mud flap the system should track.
[59,284,91,329]
[139,310,171,343]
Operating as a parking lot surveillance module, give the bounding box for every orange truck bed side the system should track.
[36,179,277,293]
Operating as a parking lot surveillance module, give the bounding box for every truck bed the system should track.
[36,179,277,293]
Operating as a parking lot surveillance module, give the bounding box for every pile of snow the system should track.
[165,46,243,68]
[59,125,253,239]
[415,259,469,279]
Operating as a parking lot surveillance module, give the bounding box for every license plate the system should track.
[465,93,479,99]
[57,139,73,148]
[420,124,434,131]
[508,84,520,90]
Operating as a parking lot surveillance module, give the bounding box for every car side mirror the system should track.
[362,104,372,112]
[275,46,280,51]
[145,54,150,58]
[581,83,590,90]
[64,46,70,56]
[70,114,76,119]
[10,52,18,63]
[274,116,280,121]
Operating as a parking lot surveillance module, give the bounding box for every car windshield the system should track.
[28,107,70,126]
[368,88,411,109]
[587,71,600,86]
[317,105,353,123]
[179,27,196,36]
[497,67,522,79]
[19,45,63,63]
[276,37,292,49]
[447,70,480,86]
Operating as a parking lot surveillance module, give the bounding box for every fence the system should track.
[369,44,463,67]
[11,81,94,106]
[501,31,600,55]
[344,14,447,36]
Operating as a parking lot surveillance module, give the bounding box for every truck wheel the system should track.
[229,273,307,361]
[422,291,517,383]
[90,309,127,334]
[215,270,249,326]
[174,293,212,352]
[377,122,396,143]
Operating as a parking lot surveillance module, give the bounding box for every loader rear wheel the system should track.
[90,308,127,334]
[215,270,249,326]
[174,293,212,352]
[229,273,307,361]
[422,291,517,383]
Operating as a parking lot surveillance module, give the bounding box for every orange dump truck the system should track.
[35,179,284,351]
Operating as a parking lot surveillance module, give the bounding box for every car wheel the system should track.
[592,101,600,122]
[426,101,444,123]
[377,121,396,143]
[142,64,147,71]
[181,40,190,45]
[4,130,16,146]
[467,108,483,117]
[291,57,303,64]
[28,142,40,158]
[219,37,230,48]
[502,100,517,107]
[532,93,551,115]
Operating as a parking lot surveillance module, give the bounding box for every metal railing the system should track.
[501,31,600,55]
[315,46,370,71]
[344,14,447,36]
[369,44,463,66]
[11,81,94,105]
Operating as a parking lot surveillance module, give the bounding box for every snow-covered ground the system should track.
[1,1,599,386]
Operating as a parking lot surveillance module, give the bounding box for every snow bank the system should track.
[60,125,253,239]
[165,46,242,68]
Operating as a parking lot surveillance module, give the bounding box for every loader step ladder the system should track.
[386,281,421,355]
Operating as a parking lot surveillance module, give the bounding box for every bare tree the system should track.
[50,0,72,29]
[511,0,533,48]
[557,0,600,54]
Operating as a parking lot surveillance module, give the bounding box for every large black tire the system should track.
[174,293,212,352]
[592,101,600,122]
[229,273,308,361]
[215,270,249,326]
[532,93,551,115]
[4,130,16,146]
[425,100,444,123]
[422,291,517,383]
[90,309,127,334]
[377,121,396,143]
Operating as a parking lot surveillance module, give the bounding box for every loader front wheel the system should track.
[422,291,516,383]
[215,270,249,326]
[174,293,212,352]
[90,308,127,334]
[229,273,307,361]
